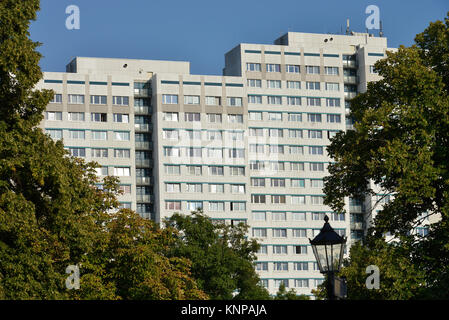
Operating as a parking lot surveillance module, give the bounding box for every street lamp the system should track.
[309,215,347,300]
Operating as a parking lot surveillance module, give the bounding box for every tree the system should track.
[274,283,310,300]
[323,13,449,298]
[0,0,205,300]
[164,211,271,300]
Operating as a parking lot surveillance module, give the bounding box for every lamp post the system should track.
[309,215,347,300]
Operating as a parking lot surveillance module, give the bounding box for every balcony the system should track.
[342,60,357,68]
[349,205,365,213]
[135,123,151,132]
[134,106,151,114]
[136,176,152,185]
[136,194,153,202]
[135,141,151,150]
[343,76,358,84]
[350,222,365,230]
[134,88,151,97]
[135,159,151,168]
[344,92,357,99]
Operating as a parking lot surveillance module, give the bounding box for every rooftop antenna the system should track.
[379,20,384,37]
[346,19,350,35]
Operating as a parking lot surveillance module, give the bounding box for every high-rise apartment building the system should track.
[37,31,428,296]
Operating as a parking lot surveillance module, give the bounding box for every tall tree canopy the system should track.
[323,13,449,299]
[0,0,205,300]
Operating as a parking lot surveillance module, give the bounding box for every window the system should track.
[227,97,243,107]
[251,178,265,187]
[273,228,287,238]
[163,112,178,122]
[274,279,289,288]
[114,149,130,158]
[325,66,339,75]
[311,196,324,205]
[270,162,285,171]
[46,129,62,140]
[162,94,178,104]
[229,148,244,158]
[267,96,282,105]
[208,148,223,158]
[273,262,288,271]
[271,195,286,204]
[187,147,202,158]
[45,111,62,121]
[187,130,202,140]
[228,114,243,123]
[332,212,346,221]
[326,98,341,107]
[165,165,180,175]
[205,96,221,106]
[291,179,305,188]
[256,263,268,271]
[272,212,286,221]
[287,81,301,89]
[325,82,340,91]
[266,63,281,72]
[269,128,283,137]
[247,79,262,87]
[112,96,129,106]
[186,183,202,193]
[230,166,245,176]
[267,80,281,88]
[307,97,321,106]
[229,131,243,141]
[269,145,284,154]
[310,162,325,171]
[91,148,108,158]
[251,195,266,204]
[306,65,320,74]
[113,113,129,123]
[292,212,306,221]
[286,65,300,73]
[166,201,181,210]
[209,202,224,212]
[209,184,224,193]
[252,228,267,238]
[268,112,282,121]
[187,201,203,211]
[231,184,245,194]
[90,130,107,140]
[306,82,320,90]
[68,130,85,140]
[290,162,305,171]
[328,130,338,139]
[271,178,285,187]
[68,112,85,121]
[68,94,85,104]
[288,129,302,138]
[207,113,222,123]
[91,113,107,122]
[370,65,378,74]
[114,131,130,141]
[327,114,342,123]
[289,146,303,154]
[308,113,322,123]
[295,245,308,254]
[311,179,324,188]
[291,196,306,204]
[253,212,267,221]
[309,146,324,155]
[163,129,179,140]
[292,229,307,238]
[185,112,200,122]
[230,202,245,211]
[166,183,181,193]
[50,94,62,103]
[309,130,323,139]
[119,185,131,195]
[186,165,202,176]
[90,95,107,105]
[288,113,302,122]
[249,112,262,121]
[287,97,301,106]
[209,166,224,176]
[294,279,309,288]
[80,144,102,161]
[164,147,181,157]
[113,167,130,177]
[184,95,200,105]
[250,161,265,171]
[248,95,262,104]
[250,129,264,137]
[246,63,261,72]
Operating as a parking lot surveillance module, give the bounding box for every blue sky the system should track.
[30,0,448,75]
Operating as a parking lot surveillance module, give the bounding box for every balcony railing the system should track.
[134,106,151,114]
[135,141,151,149]
[344,92,357,99]
[136,194,153,202]
[343,60,357,68]
[349,205,365,213]
[350,222,365,230]
[135,123,151,132]
[135,159,151,168]
[343,75,358,84]
[136,176,152,185]
[134,88,151,97]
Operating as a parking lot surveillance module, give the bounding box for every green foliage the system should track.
[164,211,270,300]
[323,13,449,299]
[274,283,310,300]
